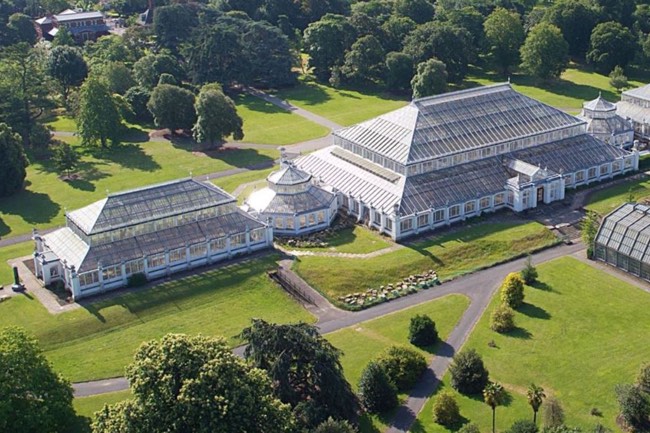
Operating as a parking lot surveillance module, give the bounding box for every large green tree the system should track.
[341,34,386,83]
[240,319,359,429]
[587,21,637,74]
[100,62,136,95]
[385,51,413,92]
[358,361,398,414]
[449,348,489,395]
[51,141,79,178]
[0,327,75,432]
[543,0,599,58]
[77,77,123,147]
[240,20,295,87]
[153,3,199,50]
[394,0,434,24]
[147,84,196,133]
[303,14,356,81]
[92,334,293,433]
[7,13,37,45]
[132,54,184,89]
[411,58,447,99]
[192,84,243,147]
[0,124,28,196]
[380,15,416,52]
[484,8,525,75]
[47,45,88,103]
[520,23,569,80]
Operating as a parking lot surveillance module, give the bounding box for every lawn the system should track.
[212,166,276,194]
[0,254,314,382]
[74,390,132,419]
[294,220,559,301]
[274,79,408,126]
[290,225,393,255]
[0,241,34,286]
[584,176,650,216]
[0,138,278,239]
[413,257,650,433]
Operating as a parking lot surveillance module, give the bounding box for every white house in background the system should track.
[242,160,338,236]
[617,83,650,141]
[578,93,634,148]
[295,83,638,241]
[33,178,273,300]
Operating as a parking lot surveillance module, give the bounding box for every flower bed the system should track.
[337,270,440,311]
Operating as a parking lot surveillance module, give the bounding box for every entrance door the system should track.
[536,187,544,204]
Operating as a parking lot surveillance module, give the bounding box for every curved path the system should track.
[72,242,583,400]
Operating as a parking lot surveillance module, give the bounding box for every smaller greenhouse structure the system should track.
[578,93,634,148]
[594,202,650,280]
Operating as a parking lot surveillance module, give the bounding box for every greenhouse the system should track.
[242,161,338,236]
[617,83,650,141]
[595,203,650,280]
[295,83,638,240]
[33,178,273,300]
[578,93,634,148]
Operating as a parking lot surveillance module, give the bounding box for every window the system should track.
[275,217,284,229]
[373,211,381,224]
[318,211,326,223]
[588,167,597,179]
[400,218,413,232]
[79,271,99,287]
[287,218,295,229]
[612,161,622,172]
[50,267,59,278]
[102,265,122,281]
[434,209,445,222]
[231,233,245,247]
[169,248,186,263]
[250,228,265,242]
[125,260,144,275]
[494,193,505,206]
[465,201,476,214]
[190,244,207,258]
[148,254,165,268]
[575,171,585,182]
[564,175,573,186]
[417,214,428,227]
[625,158,633,168]
[299,215,307,228]
[308,213,316,225]
[385,219,393,231]
[449,205,460,218]
[480,197,491,209]
[600,164,609,175]
[210,238,226,252]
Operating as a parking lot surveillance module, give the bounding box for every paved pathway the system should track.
[277,243,403,259]
[71,242,583,399]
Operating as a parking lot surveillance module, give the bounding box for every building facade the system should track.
[578,93,634,148]
[33,179,273,300]
[295,83,638,240]
[617,84,650,141]
[36,9,109,42]
[594,203,650,281]
[243,161,338,236]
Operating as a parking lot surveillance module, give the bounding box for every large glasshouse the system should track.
[295,83,639,240]
[33,179,273,300]
[595,203,650,280]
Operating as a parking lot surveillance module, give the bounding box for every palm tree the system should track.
[483,381,506,433]
[527,383,546,424]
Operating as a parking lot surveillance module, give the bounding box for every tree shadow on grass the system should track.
[120,126,150,143]
[169,136,276,169]
[90,143,161,172]
[0,217,9,237]
[419,339,455,358]
[0,190,60,225]
[519,302,551,320]
[530,280,554,292]
[506,326,532,340]
[235,94,291,115]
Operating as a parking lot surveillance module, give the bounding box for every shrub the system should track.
[615,383,650,431]
[432,390,461,427]
[636,362,650,394]
[543,397,565,428]
[312,417,357,433]
[507,419,538,433]
[409,314,439,347]
[520,255,538,284]
[358,361,398,414]
[458,423,481,433]
[449,348,489,395]
[609,66,628,91]
[490,304,516,333]
[376,346,427,392]
[127,272,147,288]
[500,273,525,309]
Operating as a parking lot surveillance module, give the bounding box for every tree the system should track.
[587,22,637,74]
[459,423,481,433]
[193,84,244,147]
[304,14,356,81]
[0,327,75,433]
[484,382,507,433]
[313,417,357,433]
[521,255,538,285]
[490,304,515,333]
[92,333,293,433]
[411,58,447,99]
[594,0,635,27]
[132,54,184,89]
[637,363,650,394]
[52,27,75,46]
[442,6,485,49]
[543,0,599,58]
[581,211,600,259]
[633,4,650,35]
[483,8,525,75]
[386,52,413,92]
[394,0,434,24]
[543,397,565,429]
[520,23,569,80]
[403,22,473,82]
[240,20,295,87]
[147,84,196,134]
[240,319,359,429]
[615,384,650,431]
[376,345,427,392]
[500,273,525,309]
[101,62,136,95]
[77,77,123,147]
[185,21,244,86]
[609,66,628,92]
[381,15,417,52]
[433,391,461,427]
[409,314,439,346]
[153,3,199,50]
[358,361,398,414]
[124,86,152,123]
[52,141,79,178]
[7,13,37,45]
[527,384,546,424]
[450,348,489,395]
[47,46,88,103]
[0,123,28,196]
[342,35,386,83]
[507,419,539,433]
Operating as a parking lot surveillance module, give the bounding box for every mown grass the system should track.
[0,255,314,382]
[413,257,650,433]
[0,137,278,239]
[74,390,132,419]
[0,242,34,286]
[584,176,650,216]
[211,166,276,194]
[274,78,408,126]
[290,225,393,255]
[294,220,559,301]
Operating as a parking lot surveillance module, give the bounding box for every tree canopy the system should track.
[0,123,28,196]
[77,77,123,147]
[147,84,196,133]
[47,46,88,102]
[587,21,637,73]
[520,23,569,80]
[192,84,243,146]
[543,0,599,58]
[304,14,356,81]
[411,58,447,99]
[484,8,524,75]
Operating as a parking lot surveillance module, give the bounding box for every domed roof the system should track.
[267,163,311,186]
[583,93,616,112]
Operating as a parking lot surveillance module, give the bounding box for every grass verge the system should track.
[288,225,393,255]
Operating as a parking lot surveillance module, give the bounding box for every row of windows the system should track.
[274,211,327,229]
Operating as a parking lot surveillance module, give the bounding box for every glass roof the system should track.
[596,203,650,265]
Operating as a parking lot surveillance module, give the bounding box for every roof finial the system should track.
[507,76,511,84]
[189,170,193,178]
[598,90,602,98]
[279,147,287,166]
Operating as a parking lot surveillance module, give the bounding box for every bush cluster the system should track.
[376,346,427,392]
[409,314,438,347]
[449,348,489,395]
[432,391,461,427]
[490,304,516,333]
